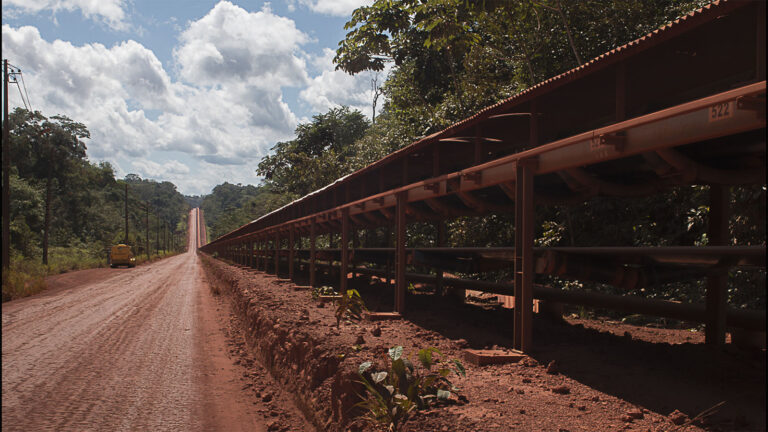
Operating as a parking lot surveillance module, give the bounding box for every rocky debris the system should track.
[546,360,559,374]
[370,326,381,337]
[261,393,273,403]
[625,409,644,420]
[551,385,571,395]
[355,334,366,345]
[669,409,688,425]
[454,338,469,348]
[266,419,281,431]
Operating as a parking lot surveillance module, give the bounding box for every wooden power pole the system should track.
[124,182,128,244]
[2,59,10,270]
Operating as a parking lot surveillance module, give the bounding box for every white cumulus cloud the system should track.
[174,1,309,88]
[288,0,373,17]
[300,48,389,118]
[1,0,384,195]
[3,0,128,30]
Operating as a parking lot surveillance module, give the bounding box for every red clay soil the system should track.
[2,239,310,430]
[200,255,766,432]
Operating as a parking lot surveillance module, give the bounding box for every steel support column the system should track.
[514,161,535,352]
[395,192,407,313]
[341,207,350,294]
[352,227,359,281]
[705,185,729,346]
[289,227,295,280]
[436,221,446,295]
[274,232,280,276]
[310,218,317,287]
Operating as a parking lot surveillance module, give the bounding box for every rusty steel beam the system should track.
[343,266,766,331]
[705,185,729,346]
[655,148,764,185]
[289,227,295,280]
[341,207,349,294]
[436,222,446,295]
[395,191,407,313]
[425,198,479,218]
[456,190,514,213]
[274,232,280,275]
[390,265,761,331]
[201,82,765,252]
[514,160,536,352]
[563,167,661,196]
[310,218,317,287]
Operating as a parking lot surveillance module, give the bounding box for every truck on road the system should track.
[110,244,136,268]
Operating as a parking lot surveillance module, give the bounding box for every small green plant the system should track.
[356,346,466,431]
[311,285,337,299]
[335,289,366,327]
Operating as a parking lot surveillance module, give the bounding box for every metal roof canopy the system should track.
[201,1,766,351]
[204,0,764,245]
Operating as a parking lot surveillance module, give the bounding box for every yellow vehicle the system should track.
[110,244,136,268]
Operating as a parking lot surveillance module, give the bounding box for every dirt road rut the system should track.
[2,209,285,431]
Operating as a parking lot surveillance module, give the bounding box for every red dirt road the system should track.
[1,209,302,431]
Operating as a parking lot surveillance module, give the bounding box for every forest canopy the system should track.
[3,107,189,300]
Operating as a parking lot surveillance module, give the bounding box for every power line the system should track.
[18,72,32,112]
[6,64,31,112]
[12,81,29,111]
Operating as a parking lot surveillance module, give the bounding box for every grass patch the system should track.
[2,247,185,302]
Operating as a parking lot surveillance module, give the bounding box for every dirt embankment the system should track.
[201,254,359,430]
[200,254,765,432]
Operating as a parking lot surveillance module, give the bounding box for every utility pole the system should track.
[2,59,10,270]
[124,182,128,244]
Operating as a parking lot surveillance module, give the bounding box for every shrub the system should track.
[310,285,337,299]
[356,346,466,431]
[335,289,367,327]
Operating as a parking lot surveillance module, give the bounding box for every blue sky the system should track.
[2,0,383,195]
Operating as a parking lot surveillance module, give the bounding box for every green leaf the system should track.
[417,348,432,368]
[359,361,373,375]
[452,359,466,376]
[389,346,403,361]
[372,371,388,383]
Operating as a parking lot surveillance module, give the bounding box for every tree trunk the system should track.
[42,168,52,265]
[555,0,583,66]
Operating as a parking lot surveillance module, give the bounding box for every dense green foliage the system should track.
[3,108,189,301]
[336,0,712,138]
[257,106,370,197]
[202,107,371,240]
[200,182,290,241]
